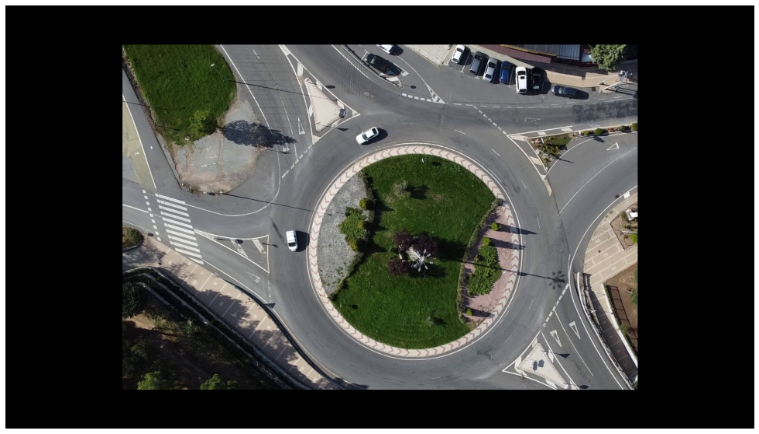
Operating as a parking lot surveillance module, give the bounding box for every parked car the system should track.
[366,53,391,74]
[377,44,394,55]
[516,66,528,94]
[356,127,379,145]
[451,44,466,64]
[530,68,544,92]
[286,230,298,252]
[552,85,580,98]
[483,58,498,82]
[470,51,486,75]
[499,61,512,84]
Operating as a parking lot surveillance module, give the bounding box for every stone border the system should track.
[307,144,520,358]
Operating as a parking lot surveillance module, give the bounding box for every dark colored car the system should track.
[499,61,512,84]
[470,51,486,75]
[552,85,580,98]
[529,68,543,92]
[366,53,391,74]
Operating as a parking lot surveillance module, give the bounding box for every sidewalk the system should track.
[405,45,456,66]
[582,191,638,382]
[122,237,340,390]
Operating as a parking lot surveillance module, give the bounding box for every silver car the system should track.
[286,230,298,252]
[483,58,498,82]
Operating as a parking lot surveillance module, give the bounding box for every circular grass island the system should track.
[330,154,496,349]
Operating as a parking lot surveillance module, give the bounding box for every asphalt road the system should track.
[122,44,637,390]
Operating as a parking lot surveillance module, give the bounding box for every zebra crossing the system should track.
[143,190,204,264]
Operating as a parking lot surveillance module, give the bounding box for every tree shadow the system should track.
[490,239,525,250]
[408,184,429,199]
[222,120,296,148]
[502,225,536,235]
[436,238,467,261]
[466,307,494,318]
[409,262,446,279]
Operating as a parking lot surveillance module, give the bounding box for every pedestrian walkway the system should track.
[122,236,340,390]
[405,45,456,67]
[582,191,638,382]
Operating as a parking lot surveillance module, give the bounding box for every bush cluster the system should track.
[631,122,638,131]
[595,128,605,136]
[387,258,409,276]
[630,233,638,243]
[467,244,500,296]
[359,198,373,210]
[490,222,501,231]
[339,207,367,252]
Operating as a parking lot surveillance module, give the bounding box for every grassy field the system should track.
[123,45,236,145]
[122,288,277,390]
[332,155,495,348]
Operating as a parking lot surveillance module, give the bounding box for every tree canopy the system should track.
[589,44,627,71]
[200,374,238,390]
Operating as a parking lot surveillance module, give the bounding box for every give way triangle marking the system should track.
[607,143,619,150]
[568,321,581,339]
[550,330,562,347]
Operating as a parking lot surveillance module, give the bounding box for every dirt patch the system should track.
[603,262,638,355]
[610,202,638,249]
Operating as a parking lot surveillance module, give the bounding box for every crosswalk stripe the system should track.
[174,247,203,259]
[166,229,197,241]
[161,217,193,229]
[158,205,190,217]
[189,257,204,265]
[168,235,198,247]
[164,223,195,235]
[170,240,200,253]
[159,209,191,222]
[156,194,185,205]
[156,200,188,211]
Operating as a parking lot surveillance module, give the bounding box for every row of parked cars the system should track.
[451,45,581,98]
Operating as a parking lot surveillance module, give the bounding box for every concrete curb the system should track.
[341,45,403,89]
[307,143,520,358]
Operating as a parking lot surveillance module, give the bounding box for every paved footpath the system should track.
[123,238,340,390]
[582,191,638,379]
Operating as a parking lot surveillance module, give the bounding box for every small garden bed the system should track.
[122,226,144,249]
[579,122,637,137]
[531,133,571,168]
[609,203,638,249]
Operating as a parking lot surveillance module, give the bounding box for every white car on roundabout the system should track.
[356,127,379,145]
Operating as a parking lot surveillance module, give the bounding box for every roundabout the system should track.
[306,144,523,358]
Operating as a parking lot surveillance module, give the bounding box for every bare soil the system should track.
[603,262,638,355]
[610,202,638,250]
[122,295,272,390]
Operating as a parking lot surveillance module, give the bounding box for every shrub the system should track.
[359,198,373,210]
[582,130,590,136]
[122,282,145,319]
[348,239,359,252]
[392,180,408,196]
[482,237,491,246]
[595,128,604,136]
[393,229,412,251]
[123,227,143,248]
[413,235,439,257]
[467,244,500,296]
[630,233,638,243]
[339,207,367,247]
[490,222,501,231]
[466,308,473,316]
[388,258,409,276]
[630,288,638,307]
[619,125,628,131]
[631,122,638,131]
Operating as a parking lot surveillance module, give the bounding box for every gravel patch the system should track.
[317,174,370,295]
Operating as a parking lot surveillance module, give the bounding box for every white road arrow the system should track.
[569,321,581,339]
[245,271,261,283]
[297,117,305,136]
[550,330,563,347]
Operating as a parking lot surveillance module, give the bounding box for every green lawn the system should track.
[123,45,236,145]
[543,134,571,147]
[332,155,495,348]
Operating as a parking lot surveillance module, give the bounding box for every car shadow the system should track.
[296,231,309,252]
[363,128,388,145]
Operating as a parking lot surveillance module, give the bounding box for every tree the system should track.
[413,235,439,257]
[137,371,169,390]
[589,44,627,71]
[393,229,413,251]
[122,282,145,319]
[388,258,409,276]
[189,109,216,139]
[200,374,238,390]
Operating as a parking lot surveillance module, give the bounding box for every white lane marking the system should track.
[160,217,194,230]
[396,55,445,104]
[554,310,594,375]
[156,199,188,211]
[189,257,204,264]
[155,194,185,205]
[537,216,541,229]
[122,204,149,214]
[252,49,259,60]
[414,96,419,100]
[165,228,197,241]
[156,237,162,242]
[170,240,201,253]
[219,45,270,129]
[168,235,198,247]
[506,136,544,179]
[122,95,156,190]
[491,148,500,157]
[164,223,195,235]
[159,210,191,223]
[158,204,190,217]
[559,147,636,214]
[454,130,465,135]
[331,44,372,81]
[514,125,574,135]
[145,201,150,206]
[174,247,203,259]
[461,51,472,72]
[276,87,297,157]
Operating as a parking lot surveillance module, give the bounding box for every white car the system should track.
[451,44,466,63]
[356,127,379,145]
[516,66,528,94]
[377,45,394,55]
[286,230,298,252]
[483,58,498,82]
